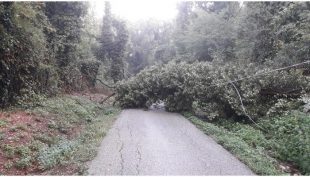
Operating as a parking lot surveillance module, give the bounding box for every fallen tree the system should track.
[115,61,310,121]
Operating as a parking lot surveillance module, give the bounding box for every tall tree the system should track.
[44,2,89,89]
[173,1,240,63]
[0,2,51,107]
[236,2,310,67]
[78,3,102,88]
[125,19,175,75]
[99,2,129,83]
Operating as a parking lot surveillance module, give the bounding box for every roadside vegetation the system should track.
[117,61,310,175]
[0,93,120,175]
[115,2,310,175]
[183,112,282,175]
[1,1,310,176]
[183,111,310,175]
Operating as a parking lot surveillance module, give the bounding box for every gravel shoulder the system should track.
[88,109,255,175]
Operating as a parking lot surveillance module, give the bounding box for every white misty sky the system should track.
[93,0,179,21]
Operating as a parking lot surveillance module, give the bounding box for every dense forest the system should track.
[1,1,310,175]
[1,1,310,108]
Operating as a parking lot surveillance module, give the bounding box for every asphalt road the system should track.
[88,109,255,175]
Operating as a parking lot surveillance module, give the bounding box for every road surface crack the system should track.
[116,126,124,175]
[136,141,142,175]
[127,122,133,139]
[126,121,141,175]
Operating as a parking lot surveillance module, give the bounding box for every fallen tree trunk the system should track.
[100,92,115,104]
[81,70,115,89]
[95,78,115,89]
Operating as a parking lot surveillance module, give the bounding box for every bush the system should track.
[116,61,309,121]
[16,146,31,157]
[0,2,52,108]
[0,131,4,140]
[260,111,310,174]
[183,112,281,175]
[218,119,272,149]
[116,62,192,111]
[5,145,16,159]
[15,156,33,169]
[37,138,77,170]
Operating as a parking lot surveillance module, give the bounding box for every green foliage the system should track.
[260,111,310,174]
[183,112,281,175]
[0,1,98,107]
[45,2,93,93]
[16,124,27,131]
[34,133,59,146]
[9,126,17,132]
[37,138,77,170]
[5,145,16,159]
[48,120,58,129]
[125,19,176,75]
[116,62,196,111]
[45,2,88,67]
[16,146,31,157]
[80,60,101,87]
[99,2,129,83]
[39,97,94,124]
[0,1,102,108]
[116,61,309,120]
[18,133,26,139]
[73,110,119,164]
[207,110,310,175]
[29,140,43,151]
[0,131,4,140]
[15,156,33,169]
[22,95,120,173]
[0,119,9,127]
[218,120,272,149]
[0,2,51,108]
[4,162,13,170]
[171,2,310,68]
[30,96,121,172]
[241,2,310,66]
[0,92,120,174]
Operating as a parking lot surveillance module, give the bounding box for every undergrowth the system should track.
[37,138,78,170]
[184,110,310,175]
[259,111,310,175]
[182,112,283,175]
[32,95,120,175]
[0,94,120,175]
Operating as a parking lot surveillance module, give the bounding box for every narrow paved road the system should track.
[88,109,255,175]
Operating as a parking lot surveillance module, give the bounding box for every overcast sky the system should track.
[93,1,179,22]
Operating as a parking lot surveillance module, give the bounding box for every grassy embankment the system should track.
[0,94,120,175]
[183,111,310,176]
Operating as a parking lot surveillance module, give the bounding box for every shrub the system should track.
[15,156,33,169]
[47,120,58,129]
[16,146,31,157]
[0,131,4,140]
[5,145,16,159]
[29,140,43,151]
[0,119,9,127]
[34,133,58,145]
[37,138,77,170]
[218,120,272,149]
[183,112,281,175]
[16,125,27,131]
[4,162,13,170]
[116,61,309,121]
[261,111,310,174]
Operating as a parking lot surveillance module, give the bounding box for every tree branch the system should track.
[99,92,115,104]
[81,70,115,89]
